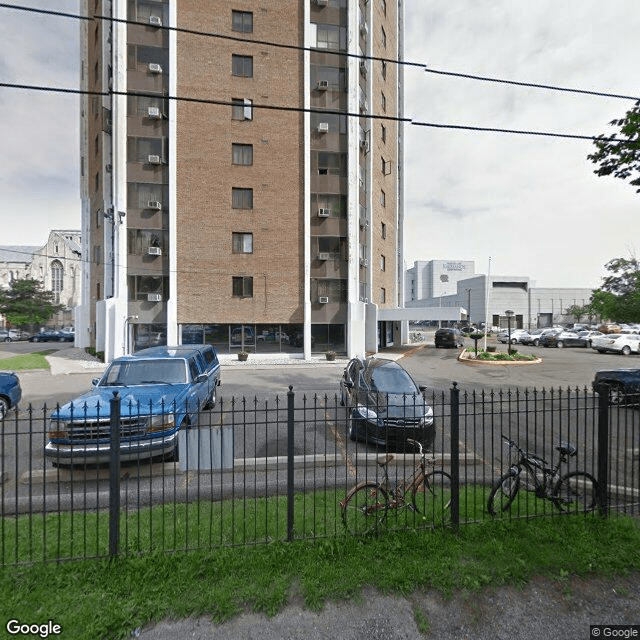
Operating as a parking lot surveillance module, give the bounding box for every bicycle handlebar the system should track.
[406,438,423,455]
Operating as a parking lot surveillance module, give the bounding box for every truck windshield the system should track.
[101,359,188,386]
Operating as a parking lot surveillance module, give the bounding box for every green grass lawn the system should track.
[1,487,639,639]
[0,351,55,371]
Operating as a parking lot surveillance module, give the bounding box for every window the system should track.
[232,232,253,254]
[380,287,386,304]
[232,276,253,298]
[232,54,253,77]
[380,255,386,272]
[316,24,344,50]
[381,91,386,112]
[380,190,386,207]
[381,26,387,48]
[232,10,253,33]
[128,275,166,301]
[232,187,253,209]
[127,136,166,163]
[381,123,387,143]
[317,152,347,176]
[232,98,253,121]
[381,222,387,239]
[232,144,253,165]
[381,60,387,80]
[51,260,63,304]
[381,0,387,16]
[127,229,165,255]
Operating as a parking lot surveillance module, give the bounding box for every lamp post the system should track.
[505,309,514,355]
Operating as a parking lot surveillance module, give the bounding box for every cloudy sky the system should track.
[1,1,638,289]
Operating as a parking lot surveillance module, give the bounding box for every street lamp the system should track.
[505,310,515,355]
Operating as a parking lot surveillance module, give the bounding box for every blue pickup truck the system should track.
[44,345,221,465]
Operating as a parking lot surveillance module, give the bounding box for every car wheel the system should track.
[586,340,591,348]
[0,398,8,420]
[533,339,539,347]
[556,341,564,348]
[596,349,605,353]
[622,345,631,356]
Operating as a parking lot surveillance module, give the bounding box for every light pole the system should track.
[505,309,514,355]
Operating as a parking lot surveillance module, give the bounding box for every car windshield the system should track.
[367,365,417,394]
[100,359,188,386]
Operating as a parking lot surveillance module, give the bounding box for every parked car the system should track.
[539,331,589,348]
[44,345,221,466]
[592,368,640,405]
[591,333,640,356]
[496,329,529,344]
[434,328,464,348]
[0,371,21,419]
[339,357,434,451]
[519,328,550,347]
[577,330,604,347]
[28,330,73,342]
[0,329,22,342]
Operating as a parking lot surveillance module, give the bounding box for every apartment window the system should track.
[232,54,253,77]
[381,222,387,239]
[381,157,389,175]
[232,276,253,298]
[127,229,165,255]
[380,287,386,304]
[380,189,386,207]
[232,144,253,165]
[128,275,166,301]
[381,60,387,80]
[232,232,253,254]
[380,255,386,272]
[317,152,347,176]
[51,261,63,304]
[316,24,344,50]
[232,10,253,33]
[381,123,387,143]
[232,98,253,121]
[127,136,166,163]
[232,187,253,209]
[381,26,387,48]
[381,0,387,16]
[381,91,386,112]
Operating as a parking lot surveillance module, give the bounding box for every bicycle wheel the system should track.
[553,471,597,513]
[411,470,452,526]
[341,483,389,535]
[487,472,520,516]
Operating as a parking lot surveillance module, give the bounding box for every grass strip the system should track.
[0,351,55,371]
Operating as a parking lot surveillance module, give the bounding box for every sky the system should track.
[0,1,638,289]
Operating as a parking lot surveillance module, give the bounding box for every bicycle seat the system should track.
[555,443,577,457]
[377,454,394,466]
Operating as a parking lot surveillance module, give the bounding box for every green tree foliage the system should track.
[0,278,61,327]
[589,258,640,323]
[588,99,640,191]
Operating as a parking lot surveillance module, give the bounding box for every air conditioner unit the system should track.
[360,258,369,267]
[317,252,332,261]
[147,106,162,119]
[317,208,331,218]
[359,218,369,229]
[147,154,162,165]
[315,0,328,6]
[149,15,162,27]
[147,293,162,302]
[316,80,329,90]
[147,246,162,256]
[318,296,329,304]
[360,61,368,78]
[317,122,329,133]
[147,201,162,210]
[148,63,163,74]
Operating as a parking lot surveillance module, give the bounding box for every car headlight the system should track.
[354,405,378,421]
[148,413,176,432]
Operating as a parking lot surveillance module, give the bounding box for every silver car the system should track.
[591,333,640,356]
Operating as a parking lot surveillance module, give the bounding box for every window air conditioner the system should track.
[360,258,368,267]
[147,154,162,165]
[316,80,329,90]
[147,201,162,210]
[147,106,161,119]
[147,246,162,256]
[149,15,162,27]
[317,208,331,217]
[148,63,163,74]
[318,296,329,304]
[317,122,329,133]
[147,293,162,302]
[317,252,331,261]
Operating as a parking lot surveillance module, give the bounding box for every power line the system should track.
[0,80,629,144]
[1,2,638,102]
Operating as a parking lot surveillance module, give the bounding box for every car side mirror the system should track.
[418,384,428,394]
[195,373,208,384]
[91,378,100,386]
[344,380,354,389]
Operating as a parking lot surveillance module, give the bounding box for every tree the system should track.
[0,278,62,328]
[588,99,640,191]
[589,257,640,323]
[565,304,588,323]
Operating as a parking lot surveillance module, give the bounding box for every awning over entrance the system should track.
[377,306,467,322]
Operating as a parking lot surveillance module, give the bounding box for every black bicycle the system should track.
[487,434,598,516]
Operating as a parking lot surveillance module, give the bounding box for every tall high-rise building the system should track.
[77,0,405,360]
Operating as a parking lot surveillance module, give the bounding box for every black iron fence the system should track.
[0,384,638,566]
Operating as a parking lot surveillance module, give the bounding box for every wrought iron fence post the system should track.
[109,392,121,557]
[595,384,610,518]
[450,382,460,531]
[287,385,295,542]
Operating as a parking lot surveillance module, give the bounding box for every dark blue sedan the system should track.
[0,371,22,419]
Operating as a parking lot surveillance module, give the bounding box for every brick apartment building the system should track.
[77,0,405,361]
